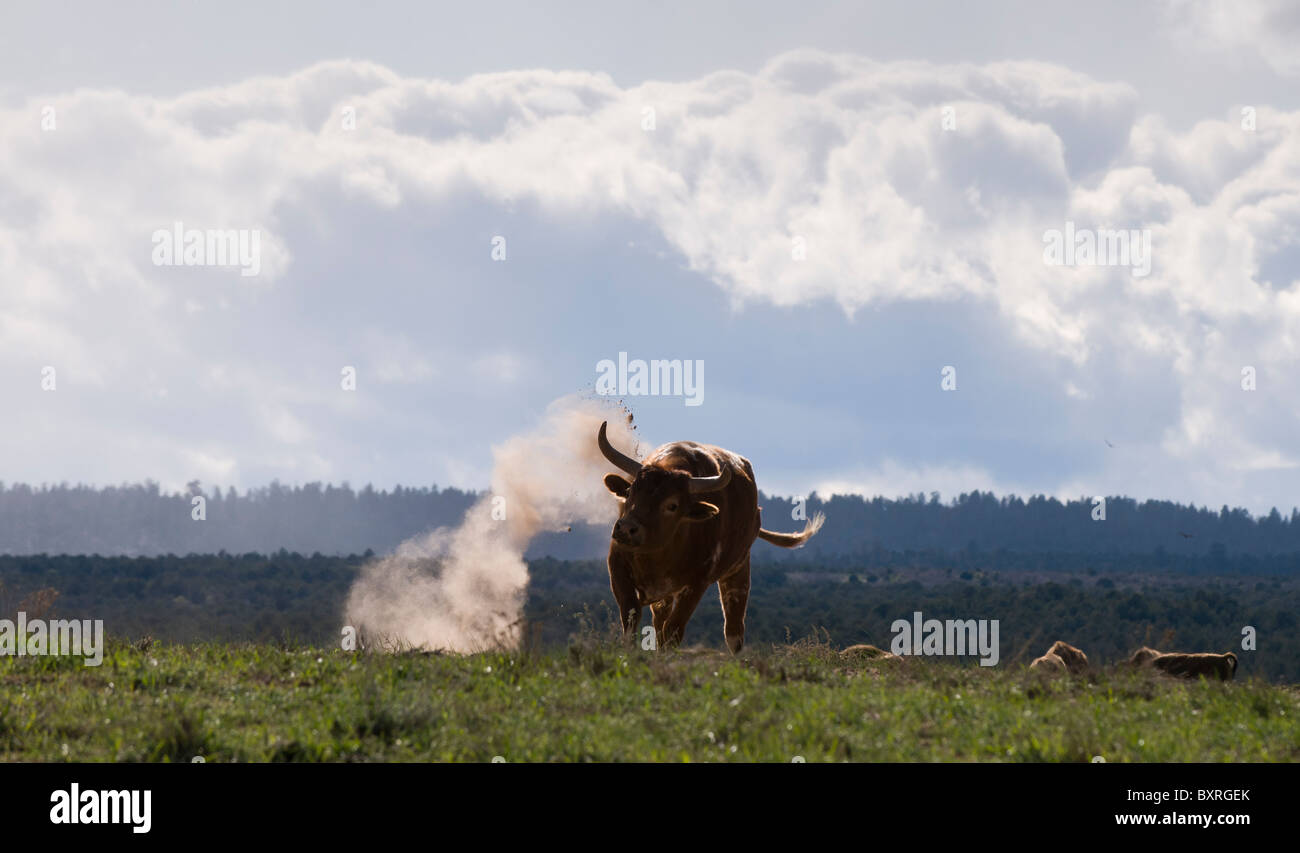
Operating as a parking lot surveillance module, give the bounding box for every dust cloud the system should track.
[343,395,640,652]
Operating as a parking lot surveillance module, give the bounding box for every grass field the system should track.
[2,635,1297,762]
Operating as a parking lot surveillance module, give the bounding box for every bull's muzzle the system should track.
[612,517,645,548]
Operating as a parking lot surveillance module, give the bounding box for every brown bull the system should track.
[1046,640,1090,674]
[1127,646,1237,680]
[597,421,823,653]
[1150,651,1238,681]
[841,644,898,661]
[1029,652,1067,673]
[1127,646,1164,667]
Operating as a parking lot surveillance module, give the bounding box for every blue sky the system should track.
[2,1,1300,513]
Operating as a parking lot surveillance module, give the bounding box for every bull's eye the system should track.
[665,502,678,513]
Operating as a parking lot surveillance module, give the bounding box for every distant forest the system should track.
[3,481,1300,565]
[0,481,475,557]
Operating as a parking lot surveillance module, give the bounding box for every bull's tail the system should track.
[757,512,825,549]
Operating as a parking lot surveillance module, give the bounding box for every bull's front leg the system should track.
[650,600,671,648]
[608,555,641,641]
[661,581,711,648]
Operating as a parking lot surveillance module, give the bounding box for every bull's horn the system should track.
[597,421,641,476]
[688,464,732,494]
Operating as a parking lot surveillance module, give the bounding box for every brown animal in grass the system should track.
[841,644,898,660]
[1029,652,1067,673]
[1127,646,1164,667]
[1045,640,1090,674]
[597,422,824,654]
[1150,651,1238,681]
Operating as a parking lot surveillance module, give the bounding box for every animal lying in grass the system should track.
[1029,640,1089,675]
[841,644,899,661]
[1127,646,1164,667]
[1029,652,1067,673]
[1130,649,1238,681]
[1153,652,1237,680]
[1045,640,1089,674]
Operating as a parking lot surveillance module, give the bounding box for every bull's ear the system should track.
[684,501,719,522]
[603,474,632,498]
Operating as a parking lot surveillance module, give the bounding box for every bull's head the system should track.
[597,421,731,551]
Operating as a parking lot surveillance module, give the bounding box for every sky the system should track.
[2,0,1300,514]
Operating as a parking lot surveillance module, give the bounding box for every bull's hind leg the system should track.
[717,558,751,654]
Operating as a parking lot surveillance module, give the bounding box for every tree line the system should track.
[0,481,474,556]
[3,481,1300,560]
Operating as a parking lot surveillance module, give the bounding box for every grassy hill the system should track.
[2,635,1296,762]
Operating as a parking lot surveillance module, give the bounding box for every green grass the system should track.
[2,636,1297,762]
